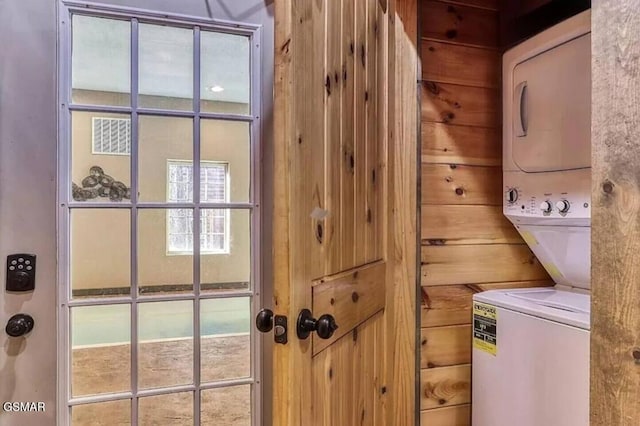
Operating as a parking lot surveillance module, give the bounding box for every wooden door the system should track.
[272,0,417,425]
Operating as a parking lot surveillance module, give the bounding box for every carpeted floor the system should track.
[71,335,251,425]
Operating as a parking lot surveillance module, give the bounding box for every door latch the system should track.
[255,309,288,345]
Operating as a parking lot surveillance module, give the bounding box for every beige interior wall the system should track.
[71,90,251,291]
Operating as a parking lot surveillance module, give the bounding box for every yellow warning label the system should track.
[542,262,564,279]
[520,230,538,246]
[473,302,497,356]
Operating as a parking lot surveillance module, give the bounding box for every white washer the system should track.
[472,288,589,426]
[473,10,591,426]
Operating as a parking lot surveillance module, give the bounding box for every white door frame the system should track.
[57,2,263,424]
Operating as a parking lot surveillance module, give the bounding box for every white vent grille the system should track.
[92,117,131,155]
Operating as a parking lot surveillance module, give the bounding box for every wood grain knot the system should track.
[427,239,446,246]
[298,136,302,145]
[381,386,387,394]
[325,75,331,95]
[366,208,372,223]
[449,164,457,169]
[632,348,640,363]
[328,368,333,379]
[334,71,339,83]
[428,46,436,52]
[330,298,335,305]
[365,91,369,102]
[455,187,464,196]
[352,292,360,303]
[602,180,614,194]
[442,112,455,123]
[353,328,358,342]
[350,41,355,55]
[360,44,366,67]
[316,223,324,243]
[371,169,376,183]
[425,81,440,94]
[445,29,458,39]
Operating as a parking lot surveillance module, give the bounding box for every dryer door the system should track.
[511,33,591,172]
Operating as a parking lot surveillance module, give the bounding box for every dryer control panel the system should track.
[504,169,590,225]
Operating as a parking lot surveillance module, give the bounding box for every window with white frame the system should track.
[92,117,131,154]
[167,161,229,254]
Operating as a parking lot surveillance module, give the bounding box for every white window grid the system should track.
[167,161,230,254]
[58,3,262,426]
[92,117,131,155]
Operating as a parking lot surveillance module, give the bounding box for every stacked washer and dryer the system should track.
[472,10,591,426]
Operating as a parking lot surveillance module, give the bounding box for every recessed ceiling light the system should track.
[209,85,225,93]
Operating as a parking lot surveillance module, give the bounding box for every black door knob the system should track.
[5,314,35,337]
[316,314,339,340]
[255,309,274,333]
[296,309,338,340]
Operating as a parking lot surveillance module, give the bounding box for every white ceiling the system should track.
[71,15,251,104]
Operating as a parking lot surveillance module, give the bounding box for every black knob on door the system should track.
[255,309,274,333]
[316,314,338,340]
[5,314,35,337]
[296,309,338,340]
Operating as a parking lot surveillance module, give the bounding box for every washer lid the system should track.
[473,288,590,330]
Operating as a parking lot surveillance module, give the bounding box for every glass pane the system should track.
[72,16,130,106]
[139,301,193,389]
[71,305,131,397]
[71,400,131,426]
[139,24,193,110]
[139,116,193,202]
[201,385,251,426]
[200,31,250,115]
[138,209,193,295]
[201,210,250,294]
[71,112,131,204]
[201,297,250,382]
[201,120,250,203]
[139,392,193,425]
[71,209,130,298]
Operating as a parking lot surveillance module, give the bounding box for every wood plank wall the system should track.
[418,0,552,424]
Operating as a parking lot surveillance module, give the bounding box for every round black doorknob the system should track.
[256,309,274,333]
[5,314,35,337]
[316,314,338,339]
[296,309,339,340]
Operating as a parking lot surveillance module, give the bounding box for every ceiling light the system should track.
[209,85,225,93]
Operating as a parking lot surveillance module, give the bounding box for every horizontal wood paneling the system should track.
[421,1,498,47]
[422,122,500,166]
[421,40,499,88]
[421,82,499,127]
[443,0,498,11]
[421,325,471,368]
[421,244,549,286]
[421,205,520,245]
[420,404,471,426]
[421,364,471,410]
[421,164,502,206]
[421,285,473,328]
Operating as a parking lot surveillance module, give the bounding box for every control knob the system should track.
[539,201,552,213]
[505,188,518,204]
[556,200,570,213]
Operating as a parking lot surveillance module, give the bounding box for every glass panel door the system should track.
[60,6,261,425]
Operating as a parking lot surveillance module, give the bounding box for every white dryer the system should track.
[472,10,591,426]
